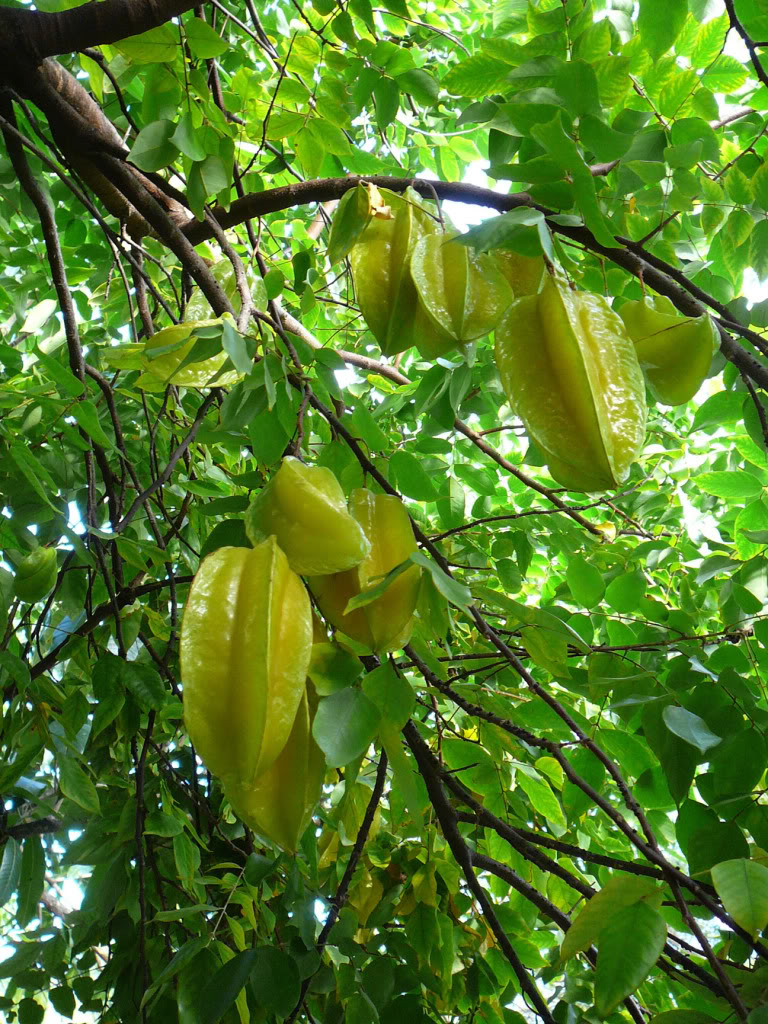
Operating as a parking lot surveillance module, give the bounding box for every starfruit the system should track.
[494,273,647,492]
[180,537,312,789]
[225,687,326,853]
[13,547,58,603]
[493,250,546,298]
[308,489,421,652]
[348,186,452,358]
[410,234,514,353]
[618,296,718,406]
[327,181,376,265]
[245,457,371,576]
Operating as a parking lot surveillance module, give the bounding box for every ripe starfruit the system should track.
[494,273,647,492]
[618,296,719,406]
[348,186,451,358]
[410,234,514,353]
[14,547,57,603]
[245,458,371,576]
[493,250,546,298]
[180,537,312,789]
[225,687,326,853]
[308,489,421,652]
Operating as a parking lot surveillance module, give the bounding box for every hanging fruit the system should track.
[494,272,647,492]
[13,547,58,603]
[180,537,312,790]
[618,296,719,406]
[410,234,514,353]
[492,250,546,298]
[309,488,421,653]
[245,457,371,576]
[225,687,326,853]
[347,186,452,358]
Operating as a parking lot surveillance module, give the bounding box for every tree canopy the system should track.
[2,0,768,1022]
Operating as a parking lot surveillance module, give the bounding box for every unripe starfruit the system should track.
[494,273,647,492]
[618,296,718,406]
[410,234,514,354]
[180,537,312,789]
[309,489,421,652]
[245,458,371,576]
[348,187,450,358]
[225,688,326,853]
[14,547,58,603]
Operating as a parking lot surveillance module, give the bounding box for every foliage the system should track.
[0,0,768,1022]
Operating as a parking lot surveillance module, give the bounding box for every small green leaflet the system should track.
[662,705,721,754]
[711,858,768,935]
[410,551,472,611]
[560,875,660,961]
[594,900,667,1017]
[344,560,413,614]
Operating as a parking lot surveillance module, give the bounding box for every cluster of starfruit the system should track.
[329,182,534,359]
[494,272,718,491]
[181,458,421,851]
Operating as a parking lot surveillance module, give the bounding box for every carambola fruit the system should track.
[224,688,326,853]
[494,273,647,492]
[348,186,452,358]
[492,250,546,298]
[618,296,718,406]
[309,489,421,652]
[13,547,58,603]
[245,457,371,576]
[180,537,312,789]
[410,234,514,352]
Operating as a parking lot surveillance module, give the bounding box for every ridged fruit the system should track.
[494,273,647,492]
[309,489,421,652]
[619,296,718,405]
[245,457,371,576]
[410,234,514,353]
[225,688,326,852]
[493,251,546,297]
[348,186,450,358]
[180,537,312,789]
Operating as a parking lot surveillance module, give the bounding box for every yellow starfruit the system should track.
[494,273,647,492]
[348,186,451,358]
[618,296,719,406]
[180,537,312,789]
[410,234,514,353]
[308,488,421,652]
[225,687,326,853]
[245,458,371,576]
[492,250,546,298]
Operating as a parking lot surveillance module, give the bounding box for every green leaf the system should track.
[711,859,768,935]
[312,688,381,767]
[515,768,566,827]
[21,298,57,334]
[362,662,415,729]
[308,642,363,695]
[594,901,667,1017]
[140,936,209,1009]
[561,876,660,961]
[59,758,100,815]
[71,399,115,450]
[697,471,763,501]
[128,119,178,172]
[184,16,228,58]
[443,56,512,97]
[220,319,252,375]
[171,113,206,162]
[390,450,438,500]
[249,947,301,1016]
[662,706,721,754]
[638,0,688,59]
[604,570,646,613]
[114,24,178,62]
[198,949,259,1024]
[16,836,44,927]
[410,551,472,611]
[567,555,605,607]
[0,840,22,906]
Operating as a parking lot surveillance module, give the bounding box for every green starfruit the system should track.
[13,547,58,603]
[245,457,371,576]
[410,234,514,353]
[308,488,421,652]
[494,273,647,492]
[180,537,312,789]
[619,296,719,405]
